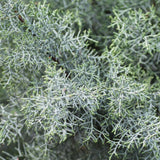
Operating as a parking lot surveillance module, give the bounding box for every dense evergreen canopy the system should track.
[0,0,160,159]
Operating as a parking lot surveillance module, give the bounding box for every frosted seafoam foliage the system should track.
[0,0,160,160]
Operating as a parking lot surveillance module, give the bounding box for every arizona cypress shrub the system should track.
[0,0,107,159]
[105,2,160,159]
[24,0,116,51]
[102,52,160,160]
[0,0,160,160]
[110,6,160,81]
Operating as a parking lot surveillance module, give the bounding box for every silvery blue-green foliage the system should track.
[99,51,160,160]
[1,0,160,160]
[0,0,107,159]
[22,65,105,143]
[104,2,160,159]
[24,0,116,51]
[110,7,160,79]
[115,0,151,10]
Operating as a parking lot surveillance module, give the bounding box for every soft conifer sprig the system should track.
[0,0,160,160]
[110,7,160,79]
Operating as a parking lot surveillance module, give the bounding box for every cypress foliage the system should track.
[0,0,160,159]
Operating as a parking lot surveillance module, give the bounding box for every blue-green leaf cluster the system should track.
[0,0,160,160]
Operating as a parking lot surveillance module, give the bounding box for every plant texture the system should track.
[0,0,160,160]
[110,7,160,79]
